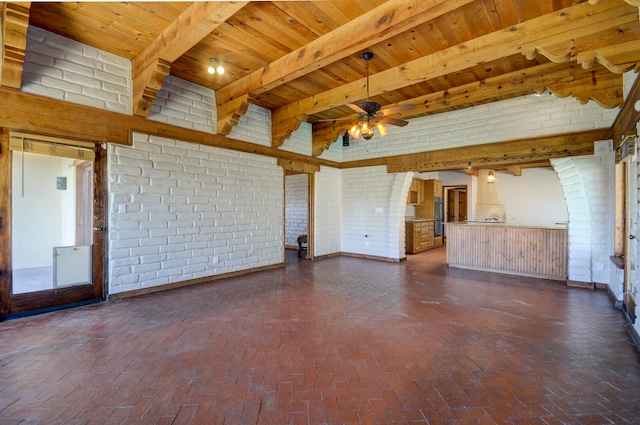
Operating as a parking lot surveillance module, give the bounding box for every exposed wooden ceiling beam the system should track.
[278,0,638,147]
[1,2,30,90]
[215,0,474,106]
[506,165,522,176]
[311,62,622,156]
[131,1,248,116]
[0,87,341,171]
[589,0,640,7]
[459,168,479,176]
[381,129,612,173]
[613,70,640,147]
[313,129,611,172]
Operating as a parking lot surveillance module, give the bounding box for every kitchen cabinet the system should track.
[406,221,435,254]
[406,178,424,204]
[415,179,442,219]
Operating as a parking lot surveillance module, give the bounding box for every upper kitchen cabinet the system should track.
[406,178,424,205]
[415,179,442,219]
[425,179,442,199]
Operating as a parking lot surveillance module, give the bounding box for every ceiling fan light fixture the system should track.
[377,123,387,137]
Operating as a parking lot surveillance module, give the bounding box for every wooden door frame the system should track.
[443,185,468,222]
[624,156,637,322]
[0,130,107,319]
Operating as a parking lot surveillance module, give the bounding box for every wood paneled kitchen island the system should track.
[446,222,568,281]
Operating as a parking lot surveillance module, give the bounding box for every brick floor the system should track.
[1,247,639,424]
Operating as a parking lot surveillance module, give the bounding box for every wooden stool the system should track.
[297,235,307,257]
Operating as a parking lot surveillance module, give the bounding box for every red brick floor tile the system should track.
[1,248,640,424]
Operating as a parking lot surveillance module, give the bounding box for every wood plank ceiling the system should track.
[4,0,640,170]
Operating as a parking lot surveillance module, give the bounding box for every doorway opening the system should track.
[285,172,310,261]
[12,153,94,294]
[0,131,106,319]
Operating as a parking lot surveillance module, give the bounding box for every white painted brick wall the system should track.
[341,167,410,260]
[551,140,614,284]
[318,135,344,162]
[148,75,216,133]
[280,122,312,156]
[108,132,283,295]
[341,94,618,162]
[314,166,342,257]
[228,104,272,147]
[22,27,131,114]
[285,174,308,246]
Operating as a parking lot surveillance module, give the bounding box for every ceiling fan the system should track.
[331,52,415,140]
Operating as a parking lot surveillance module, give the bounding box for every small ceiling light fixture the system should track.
[207,58,225,75]
[487,170,496,183]
[467,161,472,169]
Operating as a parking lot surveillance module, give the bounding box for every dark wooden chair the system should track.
[297,235,307,257]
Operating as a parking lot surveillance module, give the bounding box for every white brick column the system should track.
[551,140,615,285]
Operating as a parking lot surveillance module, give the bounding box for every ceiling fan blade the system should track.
[380,103,415,116]
[347,103,367,114]
[380,116,409,127]
[316,117,356,122]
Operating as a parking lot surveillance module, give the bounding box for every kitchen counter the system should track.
[450,221,567,229]
[405,218,435,222]
[446,221,568,280]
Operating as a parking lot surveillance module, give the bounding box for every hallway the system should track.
[1,248,639,424]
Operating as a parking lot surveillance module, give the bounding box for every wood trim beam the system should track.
[506,165,522,176]
[383,129,613,173]
[1,2,30,90]
[131,1,248,116]
[0,128,11,316]
[277,158,320,174]
[460,168,479,177]
[276,1,638,129]
[217,94,252,136]
[215,0,474,106]
[312,122,348,157]
[0,88,340,169]
[321,128,611,172]
[311,62,622,156]
[613,73,640,147]
[0,89,615,177]
[273,114,308,148]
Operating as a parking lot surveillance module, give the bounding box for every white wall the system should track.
[148,75,216,134]
[22,27,131,114]
[285,174,308,247]
[341,167,410,260]
[12,153,76,269]
[495,168,568,226]
[314,166,342,257]
[552,141,615,285]
[108,133,284,294]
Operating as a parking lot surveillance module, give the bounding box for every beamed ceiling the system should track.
[2,0,640,173]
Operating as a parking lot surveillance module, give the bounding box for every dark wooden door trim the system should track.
[0,130,106,319]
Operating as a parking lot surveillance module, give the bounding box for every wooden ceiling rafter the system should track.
[589,0,640,7]
[131,1,248,117]
[216,0,475,105]
[214,0,476,146]
[1,2,30,90]
[276,0,639,151]
[311,61,622,157]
